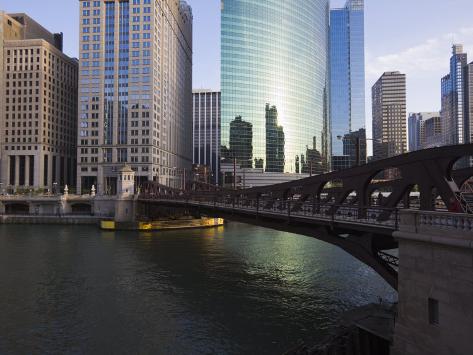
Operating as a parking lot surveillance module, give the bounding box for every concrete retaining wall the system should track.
[0,215,101,225]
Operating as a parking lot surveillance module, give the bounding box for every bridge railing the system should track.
[398,210,473,238]
[143,193,400,229]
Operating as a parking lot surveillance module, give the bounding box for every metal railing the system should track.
[142,193,400,230]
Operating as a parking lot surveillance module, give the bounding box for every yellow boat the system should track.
[100,217,224,231]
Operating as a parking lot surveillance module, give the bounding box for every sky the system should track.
[2,0,473,137]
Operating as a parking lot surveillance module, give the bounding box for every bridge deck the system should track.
[141,199,398,236]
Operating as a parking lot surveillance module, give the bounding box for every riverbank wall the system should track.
[0,215,102,225]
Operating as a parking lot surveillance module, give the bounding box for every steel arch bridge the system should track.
[138,144,473,290]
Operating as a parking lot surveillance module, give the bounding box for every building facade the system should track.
[330,0,365,168]
[192,90,220,185]
[0,13,78,190]
[441,45,468,146]
[408,112,440,151]
[423,116,444,149]
[465,62,473,145]
[221,0,330,177]
[372,71,407,161]
[77,0,193,194]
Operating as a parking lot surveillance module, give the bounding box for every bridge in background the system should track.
[139,144,473,290]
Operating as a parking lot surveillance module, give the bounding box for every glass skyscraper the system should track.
[442,45,468,146]
[329,0,365,167]
[221,0,330,175]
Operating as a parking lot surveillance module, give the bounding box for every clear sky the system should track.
[2,0,473,136]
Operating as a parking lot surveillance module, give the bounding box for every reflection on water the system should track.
[0,223,396,354]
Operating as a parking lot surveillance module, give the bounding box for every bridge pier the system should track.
[392,210,473,355]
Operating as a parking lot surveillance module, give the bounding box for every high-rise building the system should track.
[331,128,366,171]
[424,116,444,149]
[372,71,407,161]
[441,45,468,146]
[192,90,220,185]
[330,0,365,168]
[408,112,440,151]
[464,62,473,145]
[0,12,78,190]
[77,0,193,194]
[221,0,330,176]
[229,116,252,169]
[265,104,285,173]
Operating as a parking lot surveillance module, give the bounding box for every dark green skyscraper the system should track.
[265,104,285,173]
[229,116,253,168]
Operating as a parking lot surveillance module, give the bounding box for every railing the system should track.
[378,251,399,267]
[141,193,400,230]
[417,210,473,232]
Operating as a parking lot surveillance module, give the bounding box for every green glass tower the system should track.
[221,0,330,175]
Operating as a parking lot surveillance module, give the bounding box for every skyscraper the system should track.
[221,0,330,176]
[265,104,285,173]
[77,0,193,194]
[330,0,365,168]
[441,45,468,146]
[229,116,252,169]
[464,62,473,145]
[0,13,78,190]
[192,90,221,185]
[408,112,440,151]
[423,116,444,149]
[372,71,407,161]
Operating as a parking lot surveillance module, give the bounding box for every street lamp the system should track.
[53,182,58,195]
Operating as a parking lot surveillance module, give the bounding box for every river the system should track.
[0,223,396,354]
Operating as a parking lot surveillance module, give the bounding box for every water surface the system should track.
[0,223,396,354]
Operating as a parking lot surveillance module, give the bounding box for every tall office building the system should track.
[221,0,330,176]
[229,116,252,169]
[0,12,78,190]
[192,90,220,185]
[408,112,440,151]
[331,128,366,171]
[330,0,365,168]
[77,0,192,194]
[423,116,444,149]
[372,71,407,161]
[441,45,468,146]
[464,62,473,145]
[265,104,285,173]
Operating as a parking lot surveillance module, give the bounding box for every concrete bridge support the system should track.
[392,210,473,355]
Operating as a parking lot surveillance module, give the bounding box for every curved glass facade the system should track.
[221,0,330,175]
